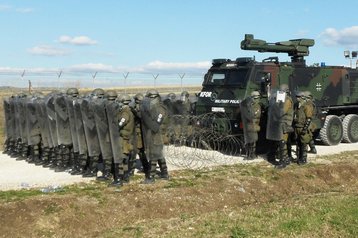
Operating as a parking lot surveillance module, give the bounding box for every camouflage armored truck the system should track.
[195,34,358,149]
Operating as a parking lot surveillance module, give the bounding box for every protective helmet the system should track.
[295,91,305,98]
[167,92,176,101]
[107,90,117,100]
[66,88,79,97]
[279,84,289,92]
[250,91,260,98]
[146,89,160,98]
[303,91,312,99]
[92,88,105,97]
[181,91,189,97]
[134,93,144,102]
[118,94,132,105]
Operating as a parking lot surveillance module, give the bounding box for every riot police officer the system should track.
[293,91,314,165]
[304,91,317,154]
[241,91,262,160]
[141,89,169,183]
[266,84,294,169]
[132,93,150,176]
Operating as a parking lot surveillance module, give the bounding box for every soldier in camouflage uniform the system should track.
[109,94,135,186]
[275,85,294,169]
[175,91,193,139]
[303,91,317,154]
[266,84,293,169]
[141,89,169,184]
[132,93,150,176]
[242,91,262,160]
[162,93,177,144]
[293,91,314,165]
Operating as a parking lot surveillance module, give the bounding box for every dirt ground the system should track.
[1,149,358,237]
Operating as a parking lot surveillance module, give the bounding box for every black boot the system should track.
[109,163,123,187]
[158,159,169,180]
[142,161,157,184]
[298,144,308,165]
[275,140,288,169]
[139,150,150,174]
[308,140,317,154]
[82,156,98,177]
[96,159,111,181]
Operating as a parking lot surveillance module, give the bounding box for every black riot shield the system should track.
[66,97,79,153]
[106,100,122,162]
[18,96,28,145]
[74,98,88,155]
[26,97,41,146]
[240,97,258,145]
[266,93,284,141]
[93,98,112,160]
[45,94,59,147]
[11,97,21,141]
[80,97,100,157]
[140,97,160,133]
[54,94,72,146]
[35,97,52,148]
[3,98,16,142]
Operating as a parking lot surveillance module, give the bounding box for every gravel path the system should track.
[1,142,357,191]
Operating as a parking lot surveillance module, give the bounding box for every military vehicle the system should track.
[195,34,358,149]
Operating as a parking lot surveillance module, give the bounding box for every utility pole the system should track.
[57,70,63,89]
[92,72,98,89]
[179,73,185,91]
[152,74,159,88]
[123,72,129,93]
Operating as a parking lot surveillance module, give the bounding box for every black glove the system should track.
[301,118,311,134]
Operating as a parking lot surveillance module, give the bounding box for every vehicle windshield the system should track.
[204,69,249,86]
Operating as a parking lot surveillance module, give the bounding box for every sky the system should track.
[1,0,358,88]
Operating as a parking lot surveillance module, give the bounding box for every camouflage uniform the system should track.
[109,94,135,186]
[141,90,169,184]
[175,91,193,138]
[242,91,261,160]
[275,86,294,169]
[304,92,317,154]
[294,92,314,165]
[132,93,150,176]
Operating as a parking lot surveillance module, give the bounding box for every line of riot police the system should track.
[3,88,196,186]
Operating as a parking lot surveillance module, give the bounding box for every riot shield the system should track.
[240,97,257,145]
[3,98,16,142]
[266,93,284,141]
[65,97,79,153]
[26,96,41,146]
[106,100,122,162]
[80,97,100,157]
[54,94,72,146]
[18,96,28,145]
[45,94,59,147]
[93,98,112,160]
[74,98,88,155]
[36,97,53,148]
[140,97,160,133]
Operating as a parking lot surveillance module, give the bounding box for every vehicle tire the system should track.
[319,115,343,145]
[342,114,358,143]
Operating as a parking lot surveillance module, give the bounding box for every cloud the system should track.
[59,35,97,45]
[27,45,71,56]
[320,26,358,48]
[0,4,11,11]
